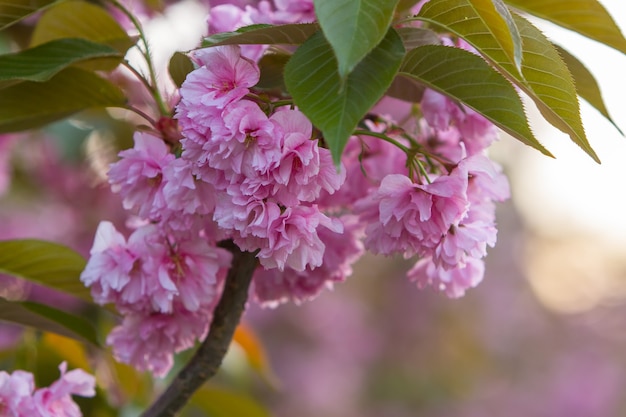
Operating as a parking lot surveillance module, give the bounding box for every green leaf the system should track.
[285,28,405,165]
[256,52,290,91]
[30,0,134,54]
[555,44,623,136]
[0,0,63,30]
[0,239,91,302]
[0,67,127,133]
[0,298,101,346]
[386,74,425,103]
[0,38,121,89]
[314,0,399,79]
[505,0,626,54]
[513,14,598,162]
[400,44,551,156]
[168,51,195,88]
[414,3,598,162]
[202,23,319,47]
[416,0,523,76]
[188,387,270,417]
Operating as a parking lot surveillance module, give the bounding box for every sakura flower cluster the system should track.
[81,2,510,378]
[0,362,95,417]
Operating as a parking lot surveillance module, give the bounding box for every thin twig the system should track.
[141,241,259,417]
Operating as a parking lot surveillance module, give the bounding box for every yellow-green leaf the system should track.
[400,45,551,156]
[555,44,623,136]
[416,0,523,76]
[513,14,598,162]
[188,387,270,417]
[0,0,63,30]
[30,0,134,54]
[0,38,121,89]
[0,298,101,346]
[0,67,127,133]
[505,0,626,54]
[0,239,91,301]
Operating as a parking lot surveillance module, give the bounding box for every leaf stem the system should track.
[108,0,170,116]
[353,129,410,153]
[140,241,259,417]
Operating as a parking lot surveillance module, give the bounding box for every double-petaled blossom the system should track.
[81,222,231,315]
[107,132,174,220]
[355,169,469,257]
[0,362,95,417]
[106,307,212,378]
[253,214,364,306]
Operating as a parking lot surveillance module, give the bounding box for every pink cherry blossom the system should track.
[408,255,485,298]
[355,170,468,257]
[0,369,34,415]
[80,221,137,305]
[106,307,211,377]
[269,110,345,205]
[0,363,94,417]
[186,45,260,109]
[107,132,174,220]
[253,214,364,306]
[26,363,95,417]
[249,205,343,271]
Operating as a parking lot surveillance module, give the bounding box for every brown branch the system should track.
[141,240,258,417]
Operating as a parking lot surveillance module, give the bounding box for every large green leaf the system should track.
[417,0,523,75]
[285,28,405,165]
[0,38,121,89]
[400,45,551,156]
[555,44,623,136]
[0,0,63,30]
[202,23,319,47]
[30,0,134,54]
[414,4,598,162]
[188,387,270,417]
[513,14,598,162]
[0,298,101,346]
[314,0,399,79]
[0,239,91,301]
[0,67,127,133]
[505,0,626,54]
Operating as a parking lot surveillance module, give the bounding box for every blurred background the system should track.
[1,1,626,416]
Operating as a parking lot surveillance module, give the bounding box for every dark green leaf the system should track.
[314,0,399,79]
[188,387,270,417]
[385,74,425,102]
[0,298,101,346]
[202,23,319,47]
[256,52,290,91]
[505,0,626,54]
[0,239,91,301]
[400,44,551,156]
[555,44,623,135]
[0,67,127,133]
[31,0,134,55]
[285,28,405,165]
[0,0,63,30]
[0,38,121,89]
[168,51,195,88]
